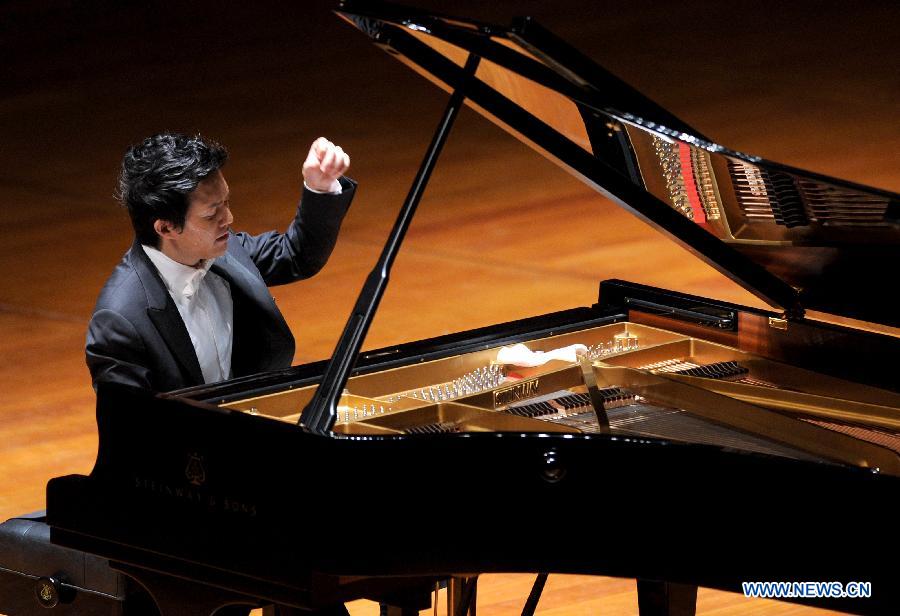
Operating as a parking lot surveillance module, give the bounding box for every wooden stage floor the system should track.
[1,1,897,614]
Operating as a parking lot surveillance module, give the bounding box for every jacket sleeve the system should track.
[86,309,154,391]
[233,176,356,286]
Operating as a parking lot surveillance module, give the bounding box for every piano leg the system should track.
[521,573,549,616]
[636,579,698,616]
[378,604,418,616]
[448,576,478,616]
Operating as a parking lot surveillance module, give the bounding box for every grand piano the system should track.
[43,1,900,614]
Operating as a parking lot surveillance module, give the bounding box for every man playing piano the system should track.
[86,132,355,392]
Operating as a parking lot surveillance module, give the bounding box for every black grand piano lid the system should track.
[336,1,900,328]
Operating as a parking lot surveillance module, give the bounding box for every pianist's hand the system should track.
[302,137,350,193]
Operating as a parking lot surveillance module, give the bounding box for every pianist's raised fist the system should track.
[302,137,350,193]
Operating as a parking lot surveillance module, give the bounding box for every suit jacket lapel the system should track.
[211,251,292,376]
[128,242,205,386]
[211,252,289,332]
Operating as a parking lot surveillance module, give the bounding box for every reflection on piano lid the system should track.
[336,0,900,326]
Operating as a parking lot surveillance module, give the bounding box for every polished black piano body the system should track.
[46,1,900,615]
[46,280,900,615]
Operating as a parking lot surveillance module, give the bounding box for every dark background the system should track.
[4,0,898,204]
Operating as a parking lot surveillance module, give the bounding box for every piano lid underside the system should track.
[341,10,900,325]
[218,321,900,476]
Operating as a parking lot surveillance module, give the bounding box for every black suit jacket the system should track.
[86,178,356,392]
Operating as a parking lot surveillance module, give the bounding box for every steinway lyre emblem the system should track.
[34,577,59,608]
[185,452,206,486]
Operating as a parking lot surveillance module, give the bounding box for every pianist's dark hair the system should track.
[117,132,228,248]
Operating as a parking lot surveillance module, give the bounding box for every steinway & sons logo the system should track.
[185,452,206,486]
[131,451,257,517]
[494,378,540,407]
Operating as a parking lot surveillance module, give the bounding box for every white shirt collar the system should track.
[142,244,215,301]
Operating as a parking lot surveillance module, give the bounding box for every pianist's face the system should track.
[155,170,234,267]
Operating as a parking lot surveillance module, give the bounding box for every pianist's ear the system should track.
[153,219,179,238]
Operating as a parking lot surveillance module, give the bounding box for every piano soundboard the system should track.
[220,321,900,475]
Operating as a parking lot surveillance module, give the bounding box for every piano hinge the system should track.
[769,300,805,330]
[768,316,789,331]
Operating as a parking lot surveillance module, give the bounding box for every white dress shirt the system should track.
[142,245,233,384]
